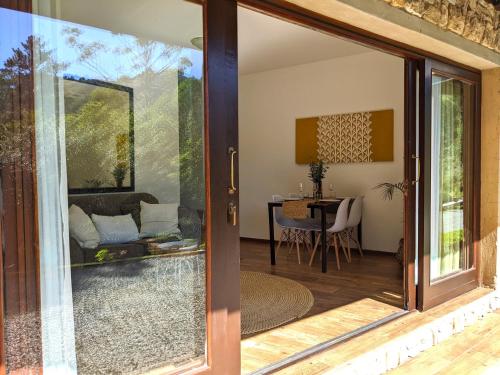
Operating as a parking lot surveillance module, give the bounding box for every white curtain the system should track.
[33,3,78,373]
[430,75,465,280]
[430,76,442,279]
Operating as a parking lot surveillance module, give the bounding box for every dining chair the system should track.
[344,195,364,260]
[281,199,315,264]
[272,195,295,255]
[308,198,351,270]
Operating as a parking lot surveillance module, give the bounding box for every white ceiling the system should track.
[58,1,373,75]
[60,0,203,49]
[237,7,373,75]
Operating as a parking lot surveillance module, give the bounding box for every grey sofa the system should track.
[68,192,203,264]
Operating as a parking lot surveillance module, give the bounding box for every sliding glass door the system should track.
[418,59,480,310]
[0,0,240,374]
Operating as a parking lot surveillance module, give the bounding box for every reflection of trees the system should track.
[179,72,204,209]
[62,26,204,204]
[0,37,33,168]
[0,36,67,169]
[65,86,130,188]
[1,29,206,208]
[439,81,465,204]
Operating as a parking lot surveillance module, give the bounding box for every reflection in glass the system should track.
[64,77,135,192]
[1,1,206,374]
[430,74,472,281]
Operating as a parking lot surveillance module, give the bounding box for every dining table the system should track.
[267,198,362,273]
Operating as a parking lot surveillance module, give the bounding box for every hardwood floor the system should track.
[240,238,404,374]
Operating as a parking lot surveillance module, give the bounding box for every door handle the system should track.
[412,154,420,185]
[228,202,237,226]
[228,146,237,195]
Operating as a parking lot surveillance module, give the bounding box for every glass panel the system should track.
[1,1,206,374]
[430,73,473,281]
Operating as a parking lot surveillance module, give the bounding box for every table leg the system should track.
[310,207,315,246]
[321,207,327,273]
[268,204,276,265]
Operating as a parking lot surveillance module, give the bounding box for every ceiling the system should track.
[60,0,203,50]
[237,7,373,75]
[58,1,373,75]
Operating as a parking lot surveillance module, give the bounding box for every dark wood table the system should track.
[267,199,362,273]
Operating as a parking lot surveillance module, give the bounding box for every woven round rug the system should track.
[240,271,314,335]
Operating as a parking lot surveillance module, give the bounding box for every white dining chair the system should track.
[344,196,364,260]
[308,198,351,270]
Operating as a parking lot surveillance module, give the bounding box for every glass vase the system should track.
[313,181,323,200]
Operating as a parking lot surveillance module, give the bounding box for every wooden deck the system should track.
[240,239,404,374]
[275,287,496,375]
[388,309,500,375]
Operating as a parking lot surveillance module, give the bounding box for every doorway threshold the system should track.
[266,287,497,375]
[249,310,408,375]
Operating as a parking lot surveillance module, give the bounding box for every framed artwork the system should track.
[296,109,394,164]
[64,76,135,194]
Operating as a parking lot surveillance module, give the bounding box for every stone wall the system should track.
[383,0,500,52]
[481,68,500,288]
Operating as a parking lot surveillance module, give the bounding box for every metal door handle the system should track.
[412,154,420,185]
[228,147,237,195]
[228,202,237,226]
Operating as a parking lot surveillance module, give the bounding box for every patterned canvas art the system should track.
[296,109,394,164]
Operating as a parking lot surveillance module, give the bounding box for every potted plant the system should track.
[374,181,406,264]
[308,160,329,199]
[112,162,129,188]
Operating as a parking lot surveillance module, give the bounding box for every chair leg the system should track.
[333,234,341,270]
[347,232,352,262]
[309,233,321,266]
[338,232,351,263]
[343,231,351,262]
[350,229,364,257]
[295,235,301,264]
[304,232,312,253]
[276,230,285,257]
[288,229,295,254]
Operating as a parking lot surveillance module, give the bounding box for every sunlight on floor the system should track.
[241,297,402,374]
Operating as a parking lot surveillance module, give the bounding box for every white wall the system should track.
[238,51,404,252]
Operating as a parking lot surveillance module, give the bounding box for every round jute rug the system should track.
[240,271,314,335]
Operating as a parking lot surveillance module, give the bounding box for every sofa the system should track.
[68,192,203,264]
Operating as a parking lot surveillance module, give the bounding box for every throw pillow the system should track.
[91,213,139,244]
[68,205,100,249]
[140,201,180,239]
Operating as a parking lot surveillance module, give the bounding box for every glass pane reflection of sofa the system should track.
[68,192,203,264]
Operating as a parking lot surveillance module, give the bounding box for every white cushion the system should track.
[68,205,100,249]
[139,201,180,238]
[91,213,139,245]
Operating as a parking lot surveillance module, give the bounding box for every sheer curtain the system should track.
[430,75,465,280]
[33,2,77,373]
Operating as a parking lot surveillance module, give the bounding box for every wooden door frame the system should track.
[237,0,482,314]
[0,0,484,373]
[417,59,481,310]
[0,1,241,374]
[403,59,419,311]
[204,0,241,374]
[0,1,42,373]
